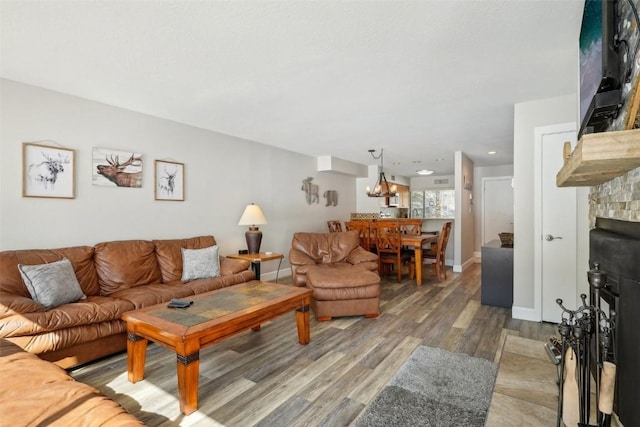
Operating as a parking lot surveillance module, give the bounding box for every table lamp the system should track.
[238,203,267,254]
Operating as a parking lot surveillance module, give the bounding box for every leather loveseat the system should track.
[0,338,142,426]
[0,235,255,369]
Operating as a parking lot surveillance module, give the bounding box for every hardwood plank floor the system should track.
[71,263,559,426]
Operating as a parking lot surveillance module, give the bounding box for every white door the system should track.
[535,124,578,322]
[482,177,514,245]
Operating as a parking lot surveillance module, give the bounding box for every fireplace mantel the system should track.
[556,129,640,187]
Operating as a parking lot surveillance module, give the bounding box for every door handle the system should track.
[545,234,563,241]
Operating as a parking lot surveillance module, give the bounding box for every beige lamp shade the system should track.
[238,204,267,226]
[238,203,267,254]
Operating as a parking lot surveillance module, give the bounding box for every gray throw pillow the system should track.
[18,258,86,310]
[181,245,220,282]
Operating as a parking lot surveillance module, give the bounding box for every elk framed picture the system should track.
[22,142,75,199]
[154,160,184,201]
[92,148,143,188]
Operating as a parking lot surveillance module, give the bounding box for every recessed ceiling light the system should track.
[416,169,434,175]
[434,157,444,162]
[488,151,497,155]
[392,162,401,165]
[412,160,421,164]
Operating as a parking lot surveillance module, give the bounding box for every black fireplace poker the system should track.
[554,289,615,427]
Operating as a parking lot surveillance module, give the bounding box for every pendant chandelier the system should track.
[366,149,397,198]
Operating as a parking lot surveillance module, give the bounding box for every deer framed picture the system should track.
[154,160,184,201]
[22,142,75,199]
[92,148,143,188]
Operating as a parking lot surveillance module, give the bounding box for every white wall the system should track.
[409,175,454,189]
[512,93,579,314]
[473,164,514,254]
[454,151,474,272]
[0,80,357,278]
[356,165,384,214]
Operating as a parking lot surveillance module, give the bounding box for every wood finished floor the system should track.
[71,263,558,426]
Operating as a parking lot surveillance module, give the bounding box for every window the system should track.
[410,189,455,218]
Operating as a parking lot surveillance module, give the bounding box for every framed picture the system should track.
[92,148,143,188]
[154,160,184,201]
[22,143,75,199]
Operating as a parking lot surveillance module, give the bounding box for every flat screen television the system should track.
[579,0,622,138]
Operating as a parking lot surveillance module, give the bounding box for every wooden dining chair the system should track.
[400,219,423,236]
[422,221,452,281]
[374,221,413,282]
[345,220,373,252]
[327,220,343,233]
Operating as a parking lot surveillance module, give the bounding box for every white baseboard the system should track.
[453,257,476,273]
[474,251,481,261]
[512,306,541,322]
[463,257,475,270]
[261,268,291,282]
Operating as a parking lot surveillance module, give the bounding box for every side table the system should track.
[226,252,284,281]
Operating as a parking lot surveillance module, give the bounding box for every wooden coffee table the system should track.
[121,280,313,415]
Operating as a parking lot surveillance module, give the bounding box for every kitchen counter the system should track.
[415,217,454,220]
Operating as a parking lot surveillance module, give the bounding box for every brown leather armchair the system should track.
[289,231,378,287]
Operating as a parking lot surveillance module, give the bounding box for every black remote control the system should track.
[167,299,193,309]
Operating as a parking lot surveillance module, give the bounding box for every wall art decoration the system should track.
[22,142,75,199]
[301,177,319,204]
[92,148,143,188]
[154,160,184,201]
[323,190,338,206]
[463,174,473,191]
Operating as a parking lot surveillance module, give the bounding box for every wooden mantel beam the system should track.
[556,129,640,187]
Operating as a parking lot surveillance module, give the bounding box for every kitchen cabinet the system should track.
[386,184,409,208]
[398,185,410,208]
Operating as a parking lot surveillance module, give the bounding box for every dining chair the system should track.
[374,221,413,282]
[400,219,423,236]
[398,219,423,278]
[422,221,452,281]
[327,220,343,233]
[345,220,374,252]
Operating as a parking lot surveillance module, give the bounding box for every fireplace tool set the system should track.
[555,264,616,427]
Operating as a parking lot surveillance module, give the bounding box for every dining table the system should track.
[400,233,438,285]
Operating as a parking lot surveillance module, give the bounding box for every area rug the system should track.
[356,346,498,427]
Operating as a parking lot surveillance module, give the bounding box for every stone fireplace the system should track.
[560,0,639,420]
[589,217,640,426]
[589,167,640,226]
[585,163,640,426]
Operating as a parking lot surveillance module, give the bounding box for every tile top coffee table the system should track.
[121,280,313,415]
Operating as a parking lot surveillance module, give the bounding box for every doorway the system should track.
[534,123,579,322]
[482,176,514,246]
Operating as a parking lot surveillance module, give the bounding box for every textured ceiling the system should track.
[0,1,583,176]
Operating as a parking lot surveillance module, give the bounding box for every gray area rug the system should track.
[356,346,498,427]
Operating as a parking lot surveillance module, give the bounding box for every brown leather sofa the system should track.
[0,235,254,369]
[0,338,142,426]
[288,231,379,287]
